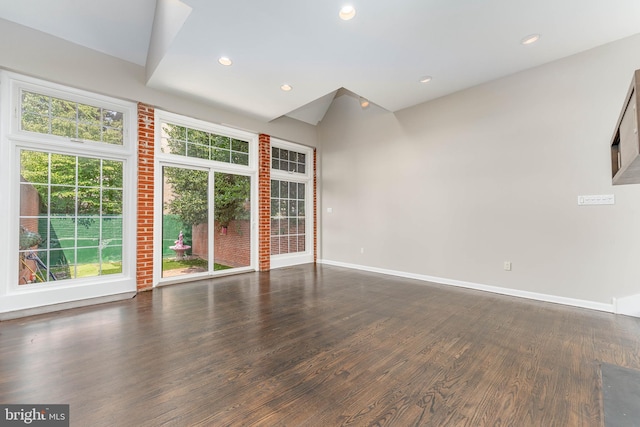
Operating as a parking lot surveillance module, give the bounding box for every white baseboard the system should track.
[0,291,136,321]
[318,259,614,314]
[613,294,640,317]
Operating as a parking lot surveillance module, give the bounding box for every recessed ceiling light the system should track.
[360,97,370,109]
[339,5,356,20]
[218,56,232,66]
[280,84,293,92]
[419,76,432,83]
[520,34,540,45]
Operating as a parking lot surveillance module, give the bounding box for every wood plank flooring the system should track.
[2,264,640,426]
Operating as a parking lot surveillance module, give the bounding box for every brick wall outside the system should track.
[258,134,271,271]
[192,221,251,267]
[136,103,154,291]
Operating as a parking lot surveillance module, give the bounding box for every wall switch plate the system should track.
[504,261,512,271]
[577,194,615,205]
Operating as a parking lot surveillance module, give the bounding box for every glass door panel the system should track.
[161,166,209,278]
[214,172,251,270]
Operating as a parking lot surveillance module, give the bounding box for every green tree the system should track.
[163,125,251,227]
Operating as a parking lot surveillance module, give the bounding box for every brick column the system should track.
[137,103,155,291]
[258,134,271,271]
[313,148,317,263]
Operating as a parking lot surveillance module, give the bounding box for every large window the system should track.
[155,111,256,284]
[19,151,123,284]
[21,91,124,145]
[2,72,136,314]
[160,122,250,165]
[270,140,313,267]
[270,180,306,255]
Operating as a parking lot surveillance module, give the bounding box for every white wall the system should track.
[0,18,317,147]
[318,34,640,306]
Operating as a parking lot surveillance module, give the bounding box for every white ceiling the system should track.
[1,0,640,125]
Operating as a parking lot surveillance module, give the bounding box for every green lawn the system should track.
[162,257,231,271]
[66,258,231,279]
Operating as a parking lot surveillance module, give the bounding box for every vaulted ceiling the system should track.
[1,0,639,125]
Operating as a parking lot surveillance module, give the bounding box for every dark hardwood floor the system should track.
[2,264,640,426]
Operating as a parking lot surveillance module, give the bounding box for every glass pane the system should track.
[213,148,230,163]
[77,220,100,247]
[101,217,123,247]
[272,158,279,169]
[162,166,209,278]
[232,152,249,166]
[77,188,101,215]
[187,128,209,145]
[271,199,279,217]
[103,110,123,130]
[51,154,76,185]
[289,183,297,199]
[51,98,76,119]
[298,200,305,216]
[187,142,210,160]
[281,150,289,161]
[280,181,288,199]
[298,183,305,199]
[77,157,101,186]
[21,91,124,145]
[51,117,76,138]
[18,150,124,285]
[271,219,280,235]
[272,147,280,159]
[214,172,251,269]
[21,151,49,184]
[298,163,306,174]
[78,104,100,123]
[22,112,49,133]
[270,236,279,255]
[289,218,298,234]
[101,245,123,275]
[102,160,123,188]
[49,249,71,281]
[20,184,48,217]
[103,127,123,144]
[279,160,290,172]
[19,249,52,284]
[231,139,249,153]
[78,123,102,141]
[22,92,49,115]
[102,189,123,215]
[212,135,230,149]
[50,186,76,215]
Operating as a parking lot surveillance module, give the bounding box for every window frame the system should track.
[154,109,259,286]
[155,110,257,173]
[270,138,314,268]
[1,71,137,313]
[11,79,132,152]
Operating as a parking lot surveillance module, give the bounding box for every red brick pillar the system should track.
[258,134,271,271]
[137,103,155,291]
[313,148,317,263]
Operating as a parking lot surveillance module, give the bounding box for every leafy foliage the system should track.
[163,124,251,227]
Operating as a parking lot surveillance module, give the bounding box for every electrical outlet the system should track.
[504,261,512,271]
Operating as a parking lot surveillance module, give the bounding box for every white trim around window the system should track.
[270,138,314,269]
[0,71,137,318]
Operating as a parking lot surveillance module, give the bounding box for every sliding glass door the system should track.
[159,166,252,280]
